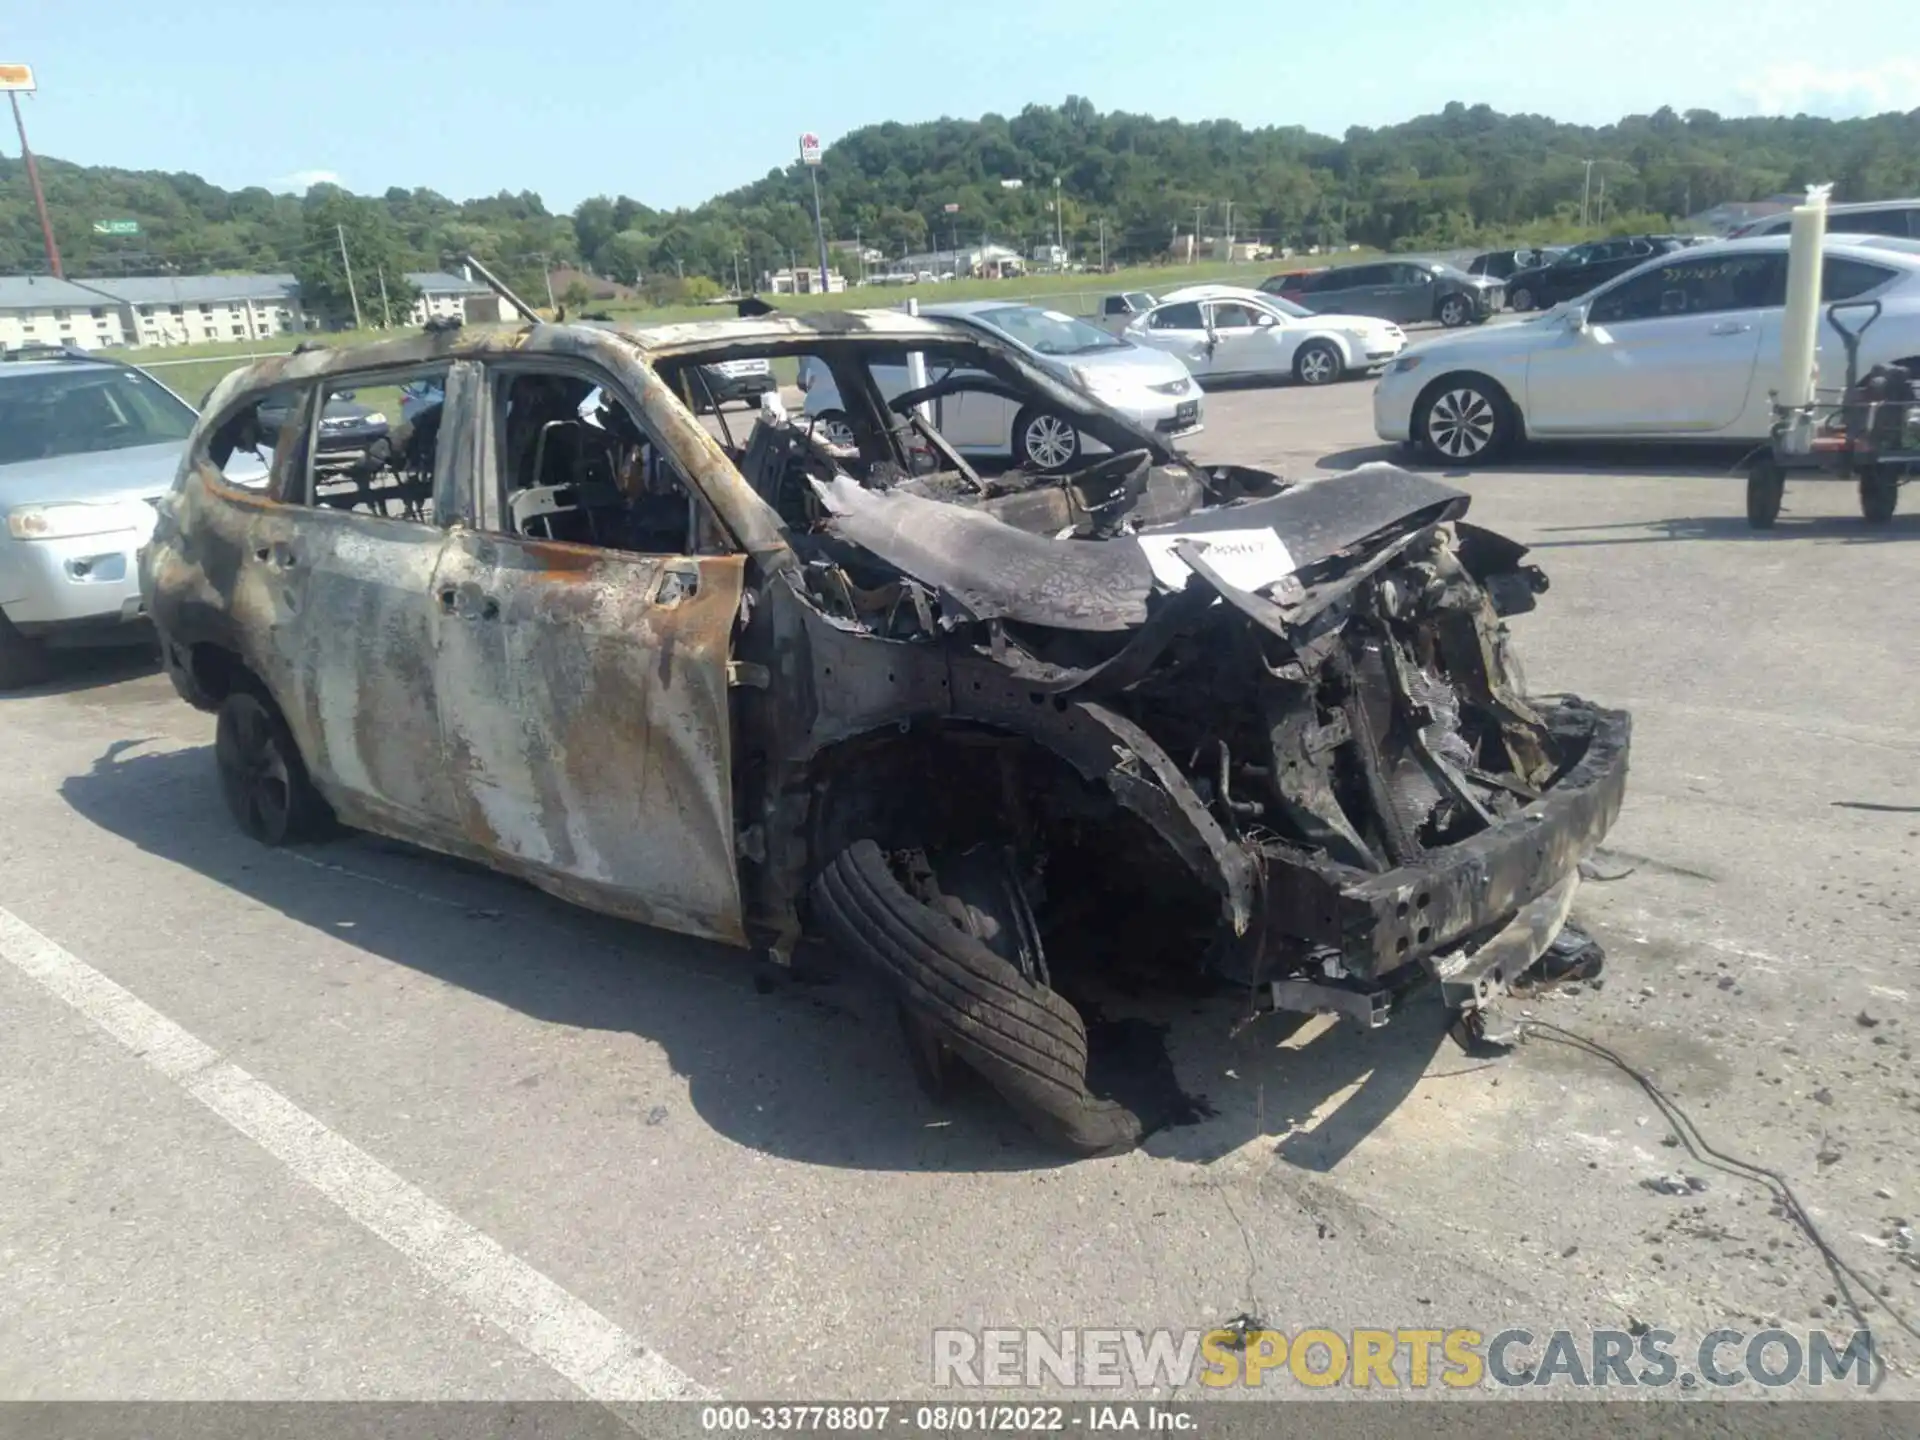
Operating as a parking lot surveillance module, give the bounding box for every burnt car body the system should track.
[141,310,1629,1154]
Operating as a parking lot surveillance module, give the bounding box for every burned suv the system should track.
[142,308,1629,1155]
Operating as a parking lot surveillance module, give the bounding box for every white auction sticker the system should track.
[1137,527,1297,594]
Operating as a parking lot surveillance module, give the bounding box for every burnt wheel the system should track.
[1509,284,1536,313]
[812,840,1142,1155]
[1860,465,1899,524]
[1747,461,1785,529]
[215,687,332,845]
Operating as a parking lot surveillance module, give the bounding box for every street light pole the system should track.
[9,91,61,279]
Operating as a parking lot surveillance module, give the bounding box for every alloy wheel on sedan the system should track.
[1419,383,1508,462]
[1015,410,1081,471]
[1438,295,1471,328]
[1294,341,1343,386]
[813,409,858,449]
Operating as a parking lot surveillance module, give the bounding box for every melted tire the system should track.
[813,840,1142,1156]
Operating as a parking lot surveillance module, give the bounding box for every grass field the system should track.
[111,250,1381,404]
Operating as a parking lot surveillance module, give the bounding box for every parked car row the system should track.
[801,301,1203,471]
[1374,233,1920,461]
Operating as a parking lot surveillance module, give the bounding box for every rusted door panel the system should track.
[428,530,747,945]
[280,510,459,832]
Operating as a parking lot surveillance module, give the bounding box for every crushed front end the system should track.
[789,445,1629,1029]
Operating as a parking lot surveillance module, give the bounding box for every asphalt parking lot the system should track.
[2,378,1917,1403]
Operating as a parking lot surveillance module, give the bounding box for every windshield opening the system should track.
[977,305,1125,356]
[0,367,197,466]
[1259,295,1313,319]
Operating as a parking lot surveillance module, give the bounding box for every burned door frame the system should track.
[429,352,750,945]
[253,358,469,845]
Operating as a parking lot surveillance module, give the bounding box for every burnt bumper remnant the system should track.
[141,310,1630,1155]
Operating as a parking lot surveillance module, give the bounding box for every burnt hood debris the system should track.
[811,461,1474,635]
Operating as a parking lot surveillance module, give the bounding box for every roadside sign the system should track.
[0,64,34,92]
[799,132,821,167]
[943,203,960,214]
[92,219,140,236]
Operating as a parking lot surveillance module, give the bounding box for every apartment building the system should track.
[0,267,511,352]
[0,273,299,351]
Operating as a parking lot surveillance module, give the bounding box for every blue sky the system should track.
[12,0,1920,212]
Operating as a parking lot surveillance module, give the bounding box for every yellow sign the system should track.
[0,64,36,92]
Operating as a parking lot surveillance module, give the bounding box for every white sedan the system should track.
[1124,285,1406,386]
[1375,233,1920,462]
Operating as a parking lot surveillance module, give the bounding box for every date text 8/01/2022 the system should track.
[699,1404,1196,1433]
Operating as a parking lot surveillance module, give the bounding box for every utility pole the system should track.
[732,250,742,295]
[1580,158,1596,228]
[1596,173,1607,226]
[376,267,392,328]
[1098,217,1106,272]
[540,257,556,312]
[853,224,863,284]
[336,223,364,330]
[1054,177,1064,257]
[1223,199,1235,259]
[806,160,829,293]
[1191,204,1204,264]
[8,90,62,278]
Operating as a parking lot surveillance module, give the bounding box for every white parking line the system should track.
[0,903,709,1404]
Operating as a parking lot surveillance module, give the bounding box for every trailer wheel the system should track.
[1747,462,1785,529]
[812,839,1142,1156]
[1860,465,1899,524]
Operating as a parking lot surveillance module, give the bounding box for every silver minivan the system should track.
[0,348,202,687]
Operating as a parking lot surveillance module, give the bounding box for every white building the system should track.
[97,274,302,347]
[405,271,513,326]
[764,267,848,295]
[0,276,134,352]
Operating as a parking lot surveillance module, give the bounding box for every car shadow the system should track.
[1315,440,1758,480]
[59,738,1465,1174]
[1528,510,1920,547]
[0,642,160,701]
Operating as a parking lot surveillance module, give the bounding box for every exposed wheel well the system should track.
[802,722,1217,980]
[187,643,255,705]
[1413,370,1524,440]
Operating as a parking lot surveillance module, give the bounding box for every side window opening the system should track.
[281,365,451,522]
[491,368,720,557]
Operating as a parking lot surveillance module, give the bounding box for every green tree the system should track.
[295,187,411,327]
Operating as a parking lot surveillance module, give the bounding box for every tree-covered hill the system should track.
[7,98,1918,313]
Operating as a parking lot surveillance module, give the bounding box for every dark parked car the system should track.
[1503,236,1685,312]
[1730,198,1920,241]
[1467,247,1565,281]
[255,386,391,470]
[1266,260,1502,328]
